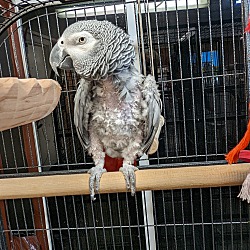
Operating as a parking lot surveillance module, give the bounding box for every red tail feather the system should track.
[104,154,137,172]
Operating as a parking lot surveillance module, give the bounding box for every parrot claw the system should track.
[119,164,138,195]
[88,166,107,201]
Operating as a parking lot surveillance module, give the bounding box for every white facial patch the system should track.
[68,31,97,49]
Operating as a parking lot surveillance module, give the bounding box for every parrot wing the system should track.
[74,78,92,150]
[141,75,162,154]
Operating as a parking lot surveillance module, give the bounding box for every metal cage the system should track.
[0,0,249,249]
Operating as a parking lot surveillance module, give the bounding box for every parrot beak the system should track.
[49,42,74,75]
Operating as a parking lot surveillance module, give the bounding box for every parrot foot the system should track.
[88,165,107,201]
[119,164,138,195]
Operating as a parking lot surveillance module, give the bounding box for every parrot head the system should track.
[50,20,135,80]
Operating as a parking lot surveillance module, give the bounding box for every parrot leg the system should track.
[88,129,106,201]
[119,139,142,195]
[88,159,106,201]
[119,161,138,195]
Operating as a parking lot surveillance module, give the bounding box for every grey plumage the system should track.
[50,20,162,200]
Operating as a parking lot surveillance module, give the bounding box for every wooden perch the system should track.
[0,163,249,200]
[0,77,61,131]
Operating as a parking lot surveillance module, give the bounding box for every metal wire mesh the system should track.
[1,187,249,249]
[0,0,249,249]
[0,0,63,34]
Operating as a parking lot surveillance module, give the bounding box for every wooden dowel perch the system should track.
[0,77,61,131]
[0,164,249,200]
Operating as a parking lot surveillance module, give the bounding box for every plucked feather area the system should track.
[74,67,161,160]
[90,70,145,159]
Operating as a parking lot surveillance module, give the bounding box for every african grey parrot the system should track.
[49,20,162,200]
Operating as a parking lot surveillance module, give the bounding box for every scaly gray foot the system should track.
[88,165,107,201]
[119,164,138,195]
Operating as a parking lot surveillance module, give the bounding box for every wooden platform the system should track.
[0,77,61,131]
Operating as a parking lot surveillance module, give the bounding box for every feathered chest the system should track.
[90,81,143,136]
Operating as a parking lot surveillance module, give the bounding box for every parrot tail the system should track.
[225,119,250,164]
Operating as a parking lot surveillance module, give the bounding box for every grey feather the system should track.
[74,78,92,149]
[141,75,162,153]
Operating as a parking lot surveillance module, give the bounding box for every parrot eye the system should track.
[60,40,64,45]
[78,37,86,44]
